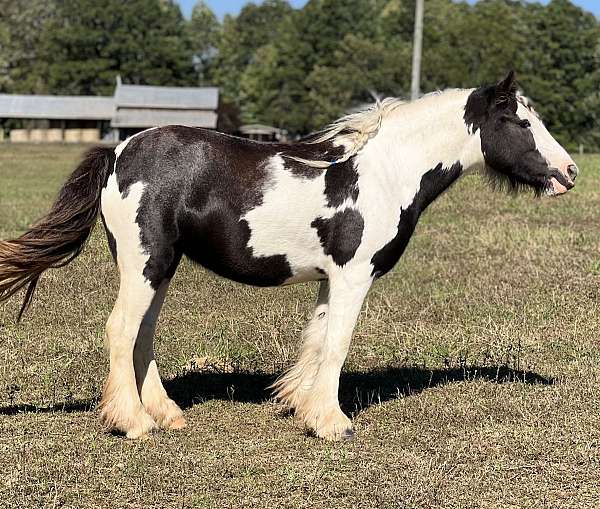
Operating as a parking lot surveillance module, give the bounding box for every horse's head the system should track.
[464,71,578,196]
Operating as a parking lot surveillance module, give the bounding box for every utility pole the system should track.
[411,0,424,101]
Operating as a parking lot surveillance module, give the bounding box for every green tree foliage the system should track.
[520,0,600,149]
[212,0,294,104]
[235,0,599,149]
[36,0,194,95]
[0,0,597,148]
[187,1,221,85]
[239,0,391,131]
[0,0,56,93]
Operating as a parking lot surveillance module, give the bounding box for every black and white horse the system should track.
[0,72,578,440]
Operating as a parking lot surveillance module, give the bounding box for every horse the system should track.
[0,71,578,441]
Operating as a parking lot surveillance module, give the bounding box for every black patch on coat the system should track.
[284,158,324,179]
[324,161,359,207]
[100,212,117,263]
[370,162,463,278]
[114,126,306,288]
[463,71,564,195]
[281,139,346,180]
[312,209,364,266]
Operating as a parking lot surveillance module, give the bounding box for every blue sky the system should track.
[176,0,599,19]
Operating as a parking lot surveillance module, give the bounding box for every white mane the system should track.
[288,97,406,168]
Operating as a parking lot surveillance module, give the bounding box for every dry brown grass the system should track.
[0,143,599,508]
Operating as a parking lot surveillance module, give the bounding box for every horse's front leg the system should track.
[271,280,330,411]
[276,270,372,440]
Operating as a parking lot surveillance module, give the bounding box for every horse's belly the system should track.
[179,208,325,287]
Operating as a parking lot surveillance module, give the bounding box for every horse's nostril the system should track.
[567,164,579,181]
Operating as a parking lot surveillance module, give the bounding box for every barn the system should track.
[0,94,114,143]
[0,78,219,143]
[112,77,219,140]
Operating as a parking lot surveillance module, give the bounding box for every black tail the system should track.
[0,146,115,319]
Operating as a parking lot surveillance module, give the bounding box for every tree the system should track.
[519,0,600,150]
[305,34,408,128]
[0,0,56,93]
[238,10,313,131]
[187,1,221,85]
[239,0,389,133]
[38,0,194,95]
[212,0,294,104]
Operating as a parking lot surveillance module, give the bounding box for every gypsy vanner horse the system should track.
[0,72,578,440]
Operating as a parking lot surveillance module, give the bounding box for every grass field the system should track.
[0,143,599,508]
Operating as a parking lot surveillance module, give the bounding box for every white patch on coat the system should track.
[244,90,486,283]
[101,172,150,280]
[104,126,160,277]
[242,155,330,282]
[516,101,574,172]
[348,89,482,268]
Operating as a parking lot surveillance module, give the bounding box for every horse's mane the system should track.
[286,97,406,168]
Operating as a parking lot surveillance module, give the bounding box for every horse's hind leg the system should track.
[100,269,158,438]
[99,174,180,437]
[133,279,185,430]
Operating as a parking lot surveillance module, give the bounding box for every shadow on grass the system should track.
[0,365,554,417]
[166,364,554,416]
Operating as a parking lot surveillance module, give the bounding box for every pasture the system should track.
[1,143,599,508]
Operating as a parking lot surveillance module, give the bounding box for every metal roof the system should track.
[112,108,218,128]
[114,83,219,110]
[0,84,220,128]
[0,94,114,120]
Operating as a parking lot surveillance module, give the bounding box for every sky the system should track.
[176,0,599,19]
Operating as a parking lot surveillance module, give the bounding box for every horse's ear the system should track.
[494,71,517,107]
[496,71,517,96]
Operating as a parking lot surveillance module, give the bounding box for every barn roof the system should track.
[0,83,220,129]
[239,124,285,136]
[0,94,114,120]
[114,83,219,110]
[111,108,218,128]
[112,83,219,128]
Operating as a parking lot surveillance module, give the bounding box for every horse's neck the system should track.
[356,90,482,207]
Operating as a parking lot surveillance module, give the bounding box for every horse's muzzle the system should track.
[548,162,580,196]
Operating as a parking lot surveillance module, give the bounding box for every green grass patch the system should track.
[1,144,600,508]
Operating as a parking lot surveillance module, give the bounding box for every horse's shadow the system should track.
[0,365,553,417]
[165,365,553,416]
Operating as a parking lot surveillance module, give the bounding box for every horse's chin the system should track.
[545,177,569,196]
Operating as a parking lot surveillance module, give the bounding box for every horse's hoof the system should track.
[125,429,153,440]
[310,408,353,441]
[123,412,157,439]
[167,416,187,430]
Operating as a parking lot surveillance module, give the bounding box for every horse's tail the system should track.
[0,146,115,319]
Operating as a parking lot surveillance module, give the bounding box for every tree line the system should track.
[0,0,598,149]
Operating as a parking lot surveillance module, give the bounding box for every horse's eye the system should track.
[519,119,531,129]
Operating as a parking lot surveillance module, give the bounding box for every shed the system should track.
[0,94,114,142]
[112,79,219,138]
[239,124,287,142]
